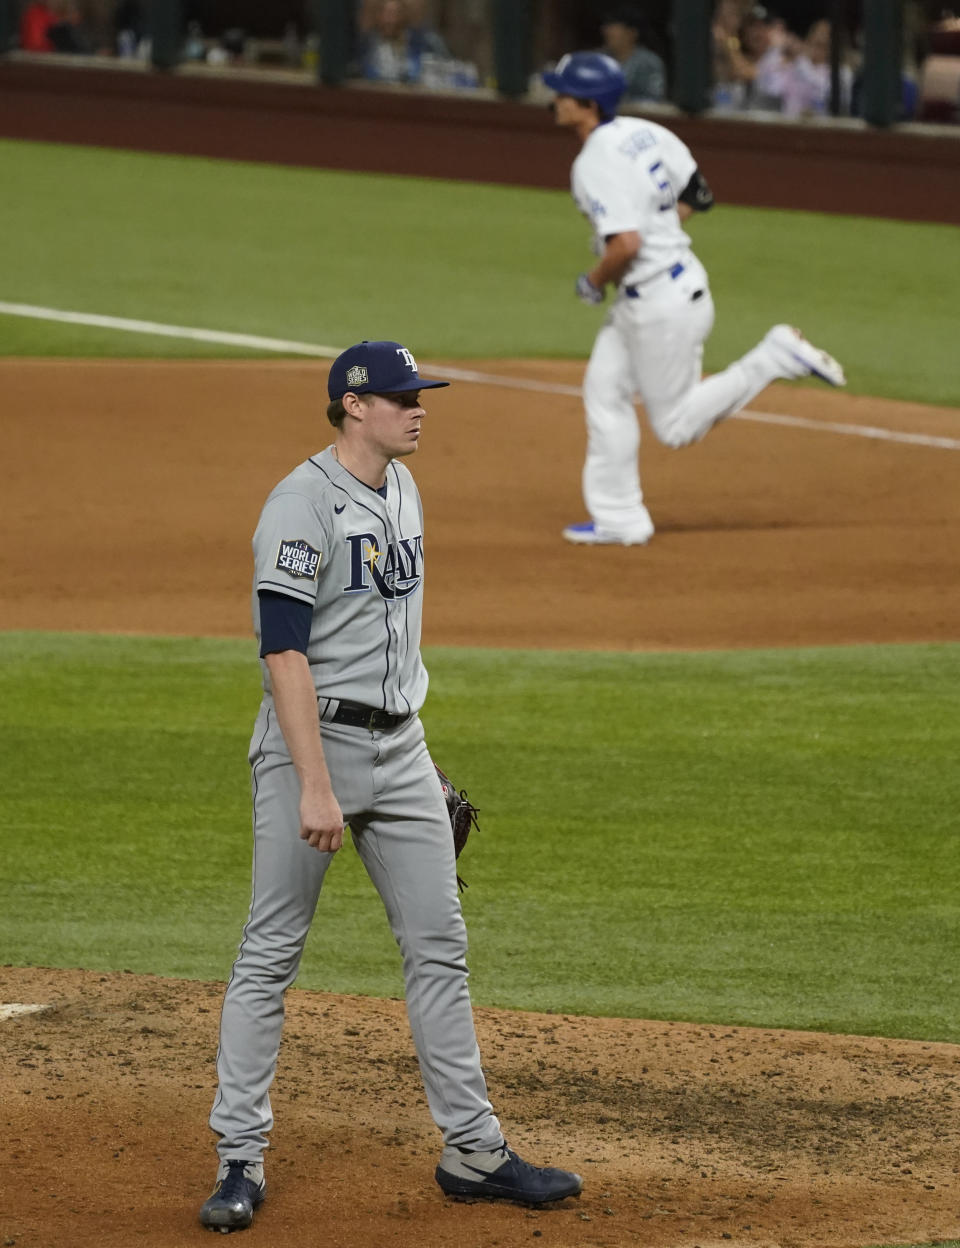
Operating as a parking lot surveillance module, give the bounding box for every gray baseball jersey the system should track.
[251,446,428,714]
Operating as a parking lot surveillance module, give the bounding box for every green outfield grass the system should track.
[1,139,958,404]
[3,632,958,1042]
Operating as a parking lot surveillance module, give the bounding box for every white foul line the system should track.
[0,300,343,358]
[1,300,958,451]
[735,408,960,451]
[0,1002,50,1020]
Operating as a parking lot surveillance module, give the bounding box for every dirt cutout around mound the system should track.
[2,358,960,1248]
[3,967,959,1248]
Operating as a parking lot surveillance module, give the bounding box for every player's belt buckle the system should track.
[367,708,404,730]
[333,701,408,731]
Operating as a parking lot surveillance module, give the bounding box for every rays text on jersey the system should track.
[344,533,423,599]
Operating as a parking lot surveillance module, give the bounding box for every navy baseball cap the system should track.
[327,340,450,399]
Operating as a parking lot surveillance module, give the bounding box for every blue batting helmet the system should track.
[542,52,626,117]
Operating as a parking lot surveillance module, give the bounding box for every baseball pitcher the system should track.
[198,341,583,1233]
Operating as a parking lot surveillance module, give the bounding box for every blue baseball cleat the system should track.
[199,1159,266,1233]
[436,1141,583,1205]
[562,520,653,546]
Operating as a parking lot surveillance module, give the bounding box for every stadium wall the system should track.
[0,59,958,224]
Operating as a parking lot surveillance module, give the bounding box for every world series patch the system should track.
[275,538,321,580]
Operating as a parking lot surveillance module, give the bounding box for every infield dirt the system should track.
[2,357,959,1248]
[3,357,959,648]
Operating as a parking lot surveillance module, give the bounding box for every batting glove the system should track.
[575,273,605,305]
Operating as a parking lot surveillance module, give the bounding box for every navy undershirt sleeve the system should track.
[258,590,313,658]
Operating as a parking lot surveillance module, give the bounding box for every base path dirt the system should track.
[2,967,959,1248]
[2,359,960,1248]
[2,357,959,649]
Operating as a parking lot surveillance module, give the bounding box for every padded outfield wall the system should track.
[0,59,958,224]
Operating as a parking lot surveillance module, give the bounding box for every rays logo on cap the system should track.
[328,340,450,399]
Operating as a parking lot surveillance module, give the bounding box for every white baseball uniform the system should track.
[572,115,813,541]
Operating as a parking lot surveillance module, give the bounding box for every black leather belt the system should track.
[331,701,409,731]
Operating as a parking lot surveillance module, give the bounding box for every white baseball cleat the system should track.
[763,324,846,387]
[562,521,653,546]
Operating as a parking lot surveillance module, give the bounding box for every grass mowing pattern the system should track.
[2,632,958,1041]
[1,139,958,404]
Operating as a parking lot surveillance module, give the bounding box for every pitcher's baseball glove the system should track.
[435,764,479,892]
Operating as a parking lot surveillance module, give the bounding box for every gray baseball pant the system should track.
[209,699,503,1160]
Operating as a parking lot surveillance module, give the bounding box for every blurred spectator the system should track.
[712,0,753,106]
[599,4,666,102]
[749,12,793,107]
[183,20,207,62]
[735,8,794,109]
[112,0,143,57]
[711,3,780,108]
[913,13,960,121]
[714,10,855,116]
[357,0,449,84]
[19,0,57,51]
[778,18,853,117]
[44,0,91,53]
[218,27,248,63]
